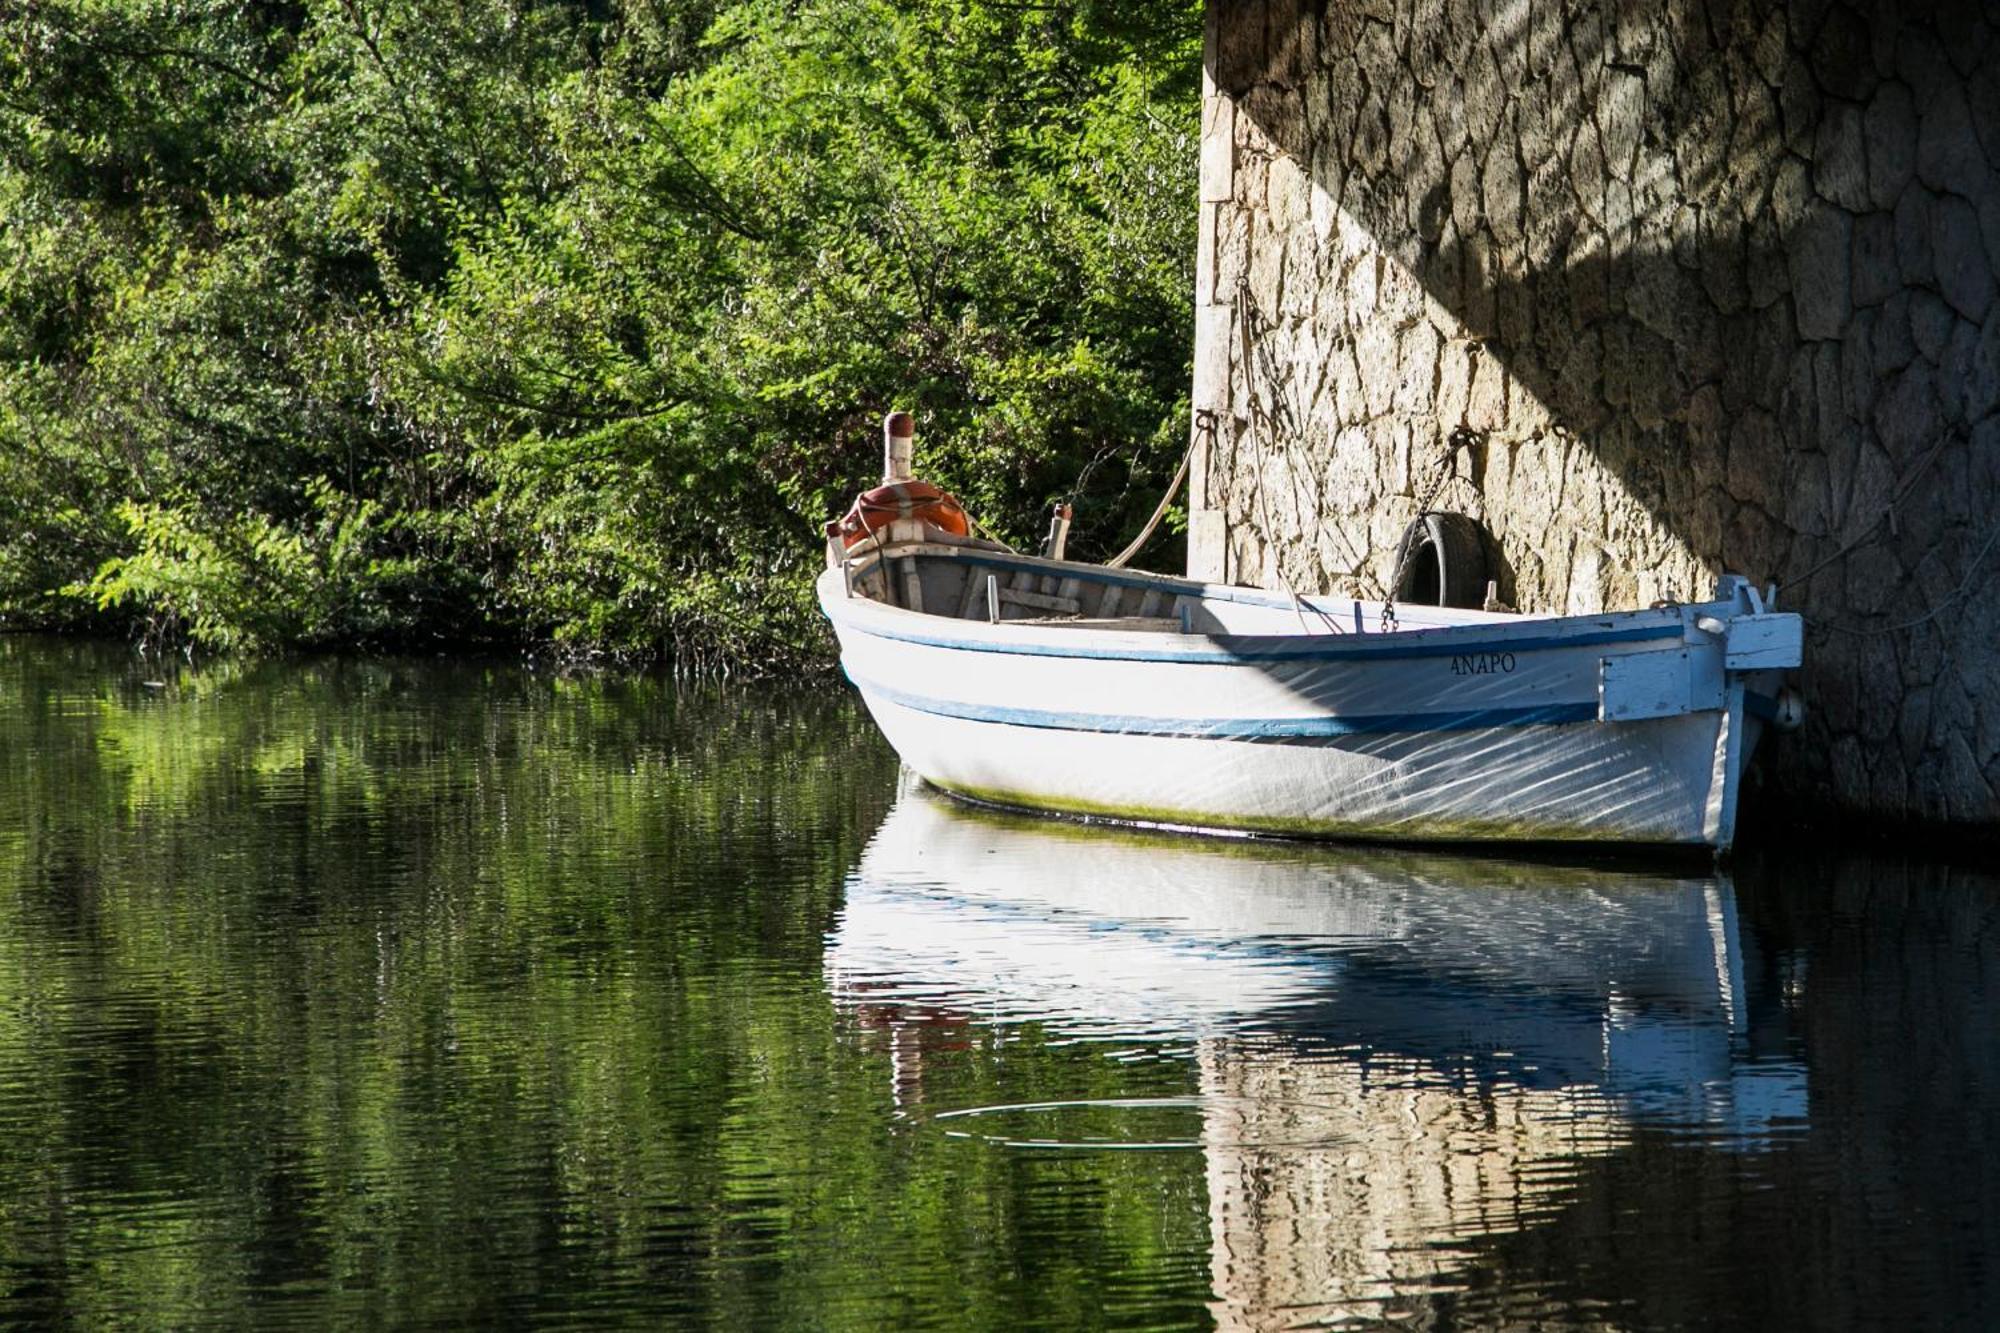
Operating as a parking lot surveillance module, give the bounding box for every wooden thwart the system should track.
[998,586,1082,615]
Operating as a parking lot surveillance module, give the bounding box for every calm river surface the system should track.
[0,637,1994,1329]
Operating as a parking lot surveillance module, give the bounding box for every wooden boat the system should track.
[818,417,1803,854]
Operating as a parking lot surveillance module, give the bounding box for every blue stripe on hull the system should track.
[850,673,1603,740]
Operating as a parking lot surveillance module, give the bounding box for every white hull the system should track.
[819,545,1800,851]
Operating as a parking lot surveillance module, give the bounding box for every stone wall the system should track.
[1188,0,2000,825]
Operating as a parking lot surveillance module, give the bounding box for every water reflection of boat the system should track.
[827,788,1808,1326]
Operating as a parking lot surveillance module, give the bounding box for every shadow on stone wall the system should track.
[1203,0,2000,820]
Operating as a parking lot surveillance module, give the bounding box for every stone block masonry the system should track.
[1189,0,2000,826]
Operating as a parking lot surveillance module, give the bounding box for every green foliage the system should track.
[85,479,419,650]
[0,0,1201,669]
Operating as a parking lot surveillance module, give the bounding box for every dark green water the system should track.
[0,637,1994,1329]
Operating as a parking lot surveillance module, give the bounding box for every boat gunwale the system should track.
[817,562,1700,666]
[838,540,1532,624]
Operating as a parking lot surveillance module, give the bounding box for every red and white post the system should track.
[882,411,915,484]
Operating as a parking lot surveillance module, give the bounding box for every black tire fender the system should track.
[1393,512,1489,609]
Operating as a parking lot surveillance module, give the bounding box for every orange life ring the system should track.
[830,479,970,549]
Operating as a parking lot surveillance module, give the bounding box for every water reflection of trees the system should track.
[0,639,905,1326]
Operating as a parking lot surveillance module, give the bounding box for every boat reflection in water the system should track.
[826,784,1808,1327]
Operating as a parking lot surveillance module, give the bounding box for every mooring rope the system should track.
[1777,429,1956,599]
[1764,424,2000,639]
[1105,425,1196,569]
[1803,515,2000,639]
